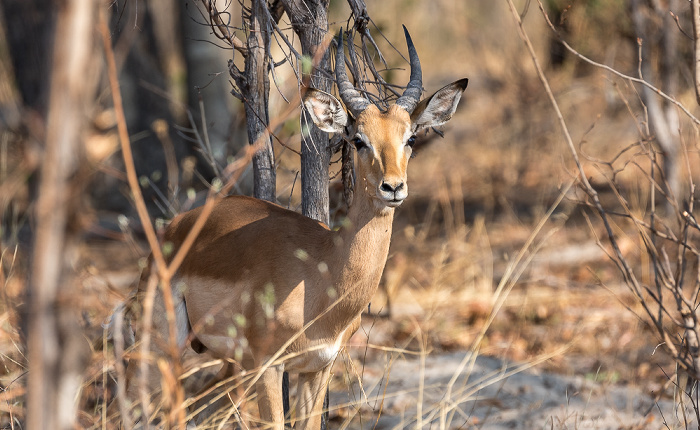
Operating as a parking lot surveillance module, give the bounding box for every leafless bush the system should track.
[509,0,700,424]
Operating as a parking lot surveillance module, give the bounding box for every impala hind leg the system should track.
[295,366,332,430]
[255,364,286,429]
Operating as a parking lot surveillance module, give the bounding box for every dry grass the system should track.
[0,201,680,428]
[3,0,700,428]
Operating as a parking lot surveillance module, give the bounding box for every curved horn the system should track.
[335,30,370,117]
[394,25,423,114]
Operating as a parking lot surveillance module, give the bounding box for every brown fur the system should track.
[119,78,467,429]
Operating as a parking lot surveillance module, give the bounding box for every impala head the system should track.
[304,26,469,211]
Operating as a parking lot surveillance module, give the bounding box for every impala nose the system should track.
[380,181,403,193]
[379,181,407,206]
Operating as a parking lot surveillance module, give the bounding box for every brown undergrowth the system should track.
[3,1,700,427]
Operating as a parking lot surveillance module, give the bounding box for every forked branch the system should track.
[506,0,700,380]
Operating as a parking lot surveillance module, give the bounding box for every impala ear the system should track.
[410,78,468,132]
[303,88,348,133]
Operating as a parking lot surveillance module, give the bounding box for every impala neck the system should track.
[329,178,395,320]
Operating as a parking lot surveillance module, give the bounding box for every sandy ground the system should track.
[329,349,689,430]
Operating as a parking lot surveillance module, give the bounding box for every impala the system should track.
[117,27,467,429]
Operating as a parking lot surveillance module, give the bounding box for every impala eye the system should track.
[352,136,367,150]
[406,135,417,148]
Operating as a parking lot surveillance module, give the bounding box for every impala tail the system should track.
[103,299,136,349]
[103,263,192,352]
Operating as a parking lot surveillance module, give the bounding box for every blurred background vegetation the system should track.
[2,0,700,428]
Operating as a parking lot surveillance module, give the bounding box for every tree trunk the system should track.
[148,0,188,123]
[245,0,276,202]
[630,0,681,207]
[692,0,700,106]
[660,0,680,204]
[282,0,332,224]
[26,0,96,428]
[0,0,54,113]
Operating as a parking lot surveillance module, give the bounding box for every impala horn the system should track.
[335,27,423,116]
[394,25,423,114]
[336,30,370,117]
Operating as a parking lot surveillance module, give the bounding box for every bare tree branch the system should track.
[198,0,248,55]
[244,0,276,201]
[692,0,700,105]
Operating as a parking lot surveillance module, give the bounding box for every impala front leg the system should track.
[296,366,332,430]
[256,364,286,430]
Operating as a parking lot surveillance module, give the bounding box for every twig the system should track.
[539,1,700,126]
[197,0,247,55]
[692,0,700,106]
[518,0,700,378]
[669,11,693,41]
[99,6,166,277]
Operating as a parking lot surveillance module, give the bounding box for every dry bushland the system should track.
[2,0,700,428]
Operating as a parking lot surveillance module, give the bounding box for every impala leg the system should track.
[255,364,286,430]
[321,386,330,430]
[282,371,291,422]
[295,366,332,430]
